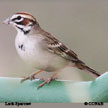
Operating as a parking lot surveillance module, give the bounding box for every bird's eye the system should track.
[17,16,22,20]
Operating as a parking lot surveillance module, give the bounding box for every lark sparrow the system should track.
[3,12,100,88]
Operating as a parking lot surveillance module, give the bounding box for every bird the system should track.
[3,12,100,89]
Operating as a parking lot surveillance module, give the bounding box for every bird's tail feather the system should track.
[75,60,100,78]
[84,65,100,77]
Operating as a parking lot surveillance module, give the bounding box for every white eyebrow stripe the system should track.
[11,14,35,21]
[14,18,24,22]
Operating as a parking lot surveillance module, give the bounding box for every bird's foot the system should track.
[21,76,45,83]
[20,70,43,83]
[37,77,56,89]
[21,75,37,83]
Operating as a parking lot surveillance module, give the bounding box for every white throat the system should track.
[15,25,32,35]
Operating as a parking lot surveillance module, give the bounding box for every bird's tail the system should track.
[75,60,100,77]
[84,65,100,77]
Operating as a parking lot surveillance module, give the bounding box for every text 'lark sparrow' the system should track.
[3,12,100,89]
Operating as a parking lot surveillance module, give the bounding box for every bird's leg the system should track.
[37,71,59,89]
[21,70,43,83]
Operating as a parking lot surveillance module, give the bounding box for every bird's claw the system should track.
[37,77,56,89]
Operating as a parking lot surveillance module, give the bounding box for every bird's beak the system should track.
[3,18,11,24]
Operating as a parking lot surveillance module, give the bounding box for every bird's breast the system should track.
[15,34,68,71]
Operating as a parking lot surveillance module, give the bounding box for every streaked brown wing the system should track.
[43,31,79,62]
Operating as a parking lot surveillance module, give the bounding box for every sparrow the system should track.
[3,12,100,89]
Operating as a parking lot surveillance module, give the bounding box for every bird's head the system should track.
[3,12,39,34]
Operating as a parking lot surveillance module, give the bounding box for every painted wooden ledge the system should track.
[0,72,108,103]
